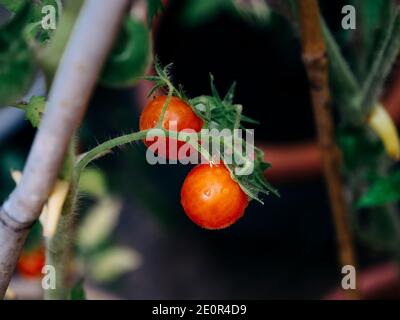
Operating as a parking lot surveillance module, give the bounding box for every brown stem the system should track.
[297,0,360,299]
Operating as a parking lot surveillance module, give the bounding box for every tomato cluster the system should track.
[140,95,248,230]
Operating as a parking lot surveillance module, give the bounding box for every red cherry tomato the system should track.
[181,163,248,229]
[17,247,45,279]
[139,95,203,160]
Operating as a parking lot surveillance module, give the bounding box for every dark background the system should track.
[0,0,391,299]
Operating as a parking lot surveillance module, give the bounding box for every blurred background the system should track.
[1,0,399,299]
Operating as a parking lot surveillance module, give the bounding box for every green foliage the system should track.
[321,20,361,124]
[18,95,46,127]
[76,197,121,253]
[88,246,141,283]
[0,2,35,106]
[36,0,84,83]
[190,75,258,131]
[181,0,235,26]
[358,171,400,208]
[78,168,107,198]
[23,221,43,251]
[147,0,163,27]
[0,0,25,13]
[337,126,383,172]
[100,17,152,88]
[69,279,86,300]
[350,0,394,79]
[359,8,400,114]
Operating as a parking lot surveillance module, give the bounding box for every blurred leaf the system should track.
[337,126,382,172]
[357,206,400,251]
[36,0,83,83]
[234,0,273,25]
[358,171,400,208]
[23,221,43,251]
[69,279,86,300]
[21,95,46,127]
[78,168,107,198]
[321,20,361,124]
[147,0,163,27]
[181,0,235,26]
[100,17,152,88]
[0,2,35,106]
[350,0,393,79]
[89,247,141,283]
[0,0,26,13]
[359,8,400,114]
[76,197,122,252]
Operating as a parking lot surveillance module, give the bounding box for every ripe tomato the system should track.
[139,95,204,160]
[181,164,248,229]
[17,246,45,279]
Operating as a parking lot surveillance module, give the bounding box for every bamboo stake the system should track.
[297,0,361,299]
[0,0,129,298]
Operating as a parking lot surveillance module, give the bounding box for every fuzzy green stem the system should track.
[76,130,149,173]
[44,141,76,300]
[156,82,173,128]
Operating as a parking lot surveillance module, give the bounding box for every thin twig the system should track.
[0,0,129,298]
[297,0,361,299]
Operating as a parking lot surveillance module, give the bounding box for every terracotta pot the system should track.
[324,262,400,300]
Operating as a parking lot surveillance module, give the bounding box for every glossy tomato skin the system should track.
[17,246,45,279]
[139,96,203,160]
[181,164,249,230]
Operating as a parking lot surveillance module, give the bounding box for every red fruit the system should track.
[17,247,45,279]
[181,163,248,229]
[139,95,203,160]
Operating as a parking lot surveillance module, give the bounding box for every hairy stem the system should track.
[297,0,360,299]
[44,141,76,300]
[0,0,129,299]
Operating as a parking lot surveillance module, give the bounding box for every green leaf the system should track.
[181,0,235,26]
[0,0,26,13]
[147,0,163,27]
[359,9,400,114]
[78,168,108,198]
[76,197,122,252]
[358,171,400,208]
[355,206,400,252]
[337,126,383,172]
[89,247,141,283]
[100,17,152,88]
[69,279,86,300]
[23,221,43,251]
[20,95,46,127]
[321,20,362,124]
[350,0,393,79]
[0,2,35,106]
[190,75,278,202]
[36,0,83,83]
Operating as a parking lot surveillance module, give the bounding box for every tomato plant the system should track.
[1,0,400,302]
